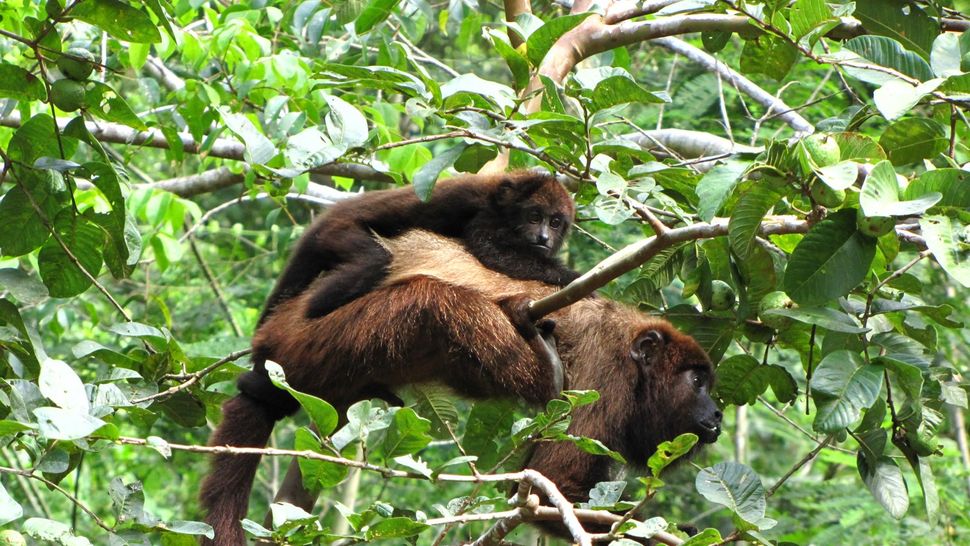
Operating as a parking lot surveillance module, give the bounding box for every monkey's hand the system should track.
[498,295,564,395]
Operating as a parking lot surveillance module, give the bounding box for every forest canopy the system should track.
[1,0,969,544]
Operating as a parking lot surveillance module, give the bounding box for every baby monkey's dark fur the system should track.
[259,170,579,323]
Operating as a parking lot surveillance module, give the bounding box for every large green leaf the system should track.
[221,110,277,165]
[860,160,941,216]
[728,181,786,260]
[695,161,747,222]
[354,0,401,33]
[878,117,947,166]
[364,518,428,541]
[383,407,432,459]
[853,0,938,60]
[72,0,161,43]
[526,13,593,66]
[38,216,105,298]
[295,428,347,489]
[715,355,797,406]
[740,35,797,80]
[696,462,774,529]
[0,482,23,525]
[783,209,876,305]
[789,0,835,43]
[763,306,867,334]
[858,454,910,519]
[648,433,699,477]
[590,75,666,111]
[844,36,934,81]
[412,143,468,201]
[0,63,45,101]
[905,169,970,208]
[486,30,530,92]
[920,214,970,287]
[811,351,883,432]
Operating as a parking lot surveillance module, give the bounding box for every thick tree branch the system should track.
[0,112,393,183]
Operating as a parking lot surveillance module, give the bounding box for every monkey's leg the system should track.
[303,241,391,319]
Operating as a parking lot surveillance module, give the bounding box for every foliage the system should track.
[0,0,969,544]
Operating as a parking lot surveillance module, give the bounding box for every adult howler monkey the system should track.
[200,230,721,545]
[259,170,579,323]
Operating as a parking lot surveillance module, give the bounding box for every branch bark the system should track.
[0,112,393,184]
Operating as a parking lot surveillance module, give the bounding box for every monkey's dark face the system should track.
[627,329,722,453]
[514,205,570,256]
[680,365,722,443]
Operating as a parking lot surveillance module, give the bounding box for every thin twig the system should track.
[0,466,113,532]
[765,435,834,497]
[131,348,252,404]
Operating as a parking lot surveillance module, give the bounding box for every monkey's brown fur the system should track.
[200,231,720,545]
[258,170,578,324]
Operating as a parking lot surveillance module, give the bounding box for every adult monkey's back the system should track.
[200,230,722,544]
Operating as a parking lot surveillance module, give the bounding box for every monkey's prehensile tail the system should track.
[199,394,277,546]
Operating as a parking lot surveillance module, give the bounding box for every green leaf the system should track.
[844,36,934,81]
[860,160,941,216]
[695,462,768,527]
[930,33,962,77]
[564,435,626,463]
[85,81,148,130]
[383,407,432,459]
[590,75,666,111]
[834,132,887,162]
[789,0,835,42]
[355,0,400,33]
[220,110,277,165]
[0,63,45,101]
[412,143,468,201]
[905,169,970,208]
[72,0,161,43]
[23,517,93,545]
[764,306,867,334]
[8,113,77,166]
[815,161,859,191]
[325,94,368,149]
[453,144,498,174]
[740,35,798,80]
[811,351,883,432]
[783,209,876,306]
[33,407,105,441]
[920,214,970,287]
[878,118,947,165]
[363,517,428,541]
[0,420,34,437]
[39,358,89,412]
[715,355,798,405]
[0,185,55,258]
[695,161,747,222]
[873,78,942,120]
[857,454,909,519]
[526,13,593,66]
[0,482,23,525]
[916,457,940,525]
[728,181,786,260]
[853,0,939,60]
[38,216,104,298]
[264,364,339,435]
[295,428,347,489]
[486,30,530,91]
[648,433,699,476]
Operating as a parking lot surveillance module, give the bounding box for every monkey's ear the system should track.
[630,330,665,367]
[494,179,517,206]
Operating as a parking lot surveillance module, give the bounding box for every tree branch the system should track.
[0,112,393,183]
[651,37,814,135]
[529,215,809,318]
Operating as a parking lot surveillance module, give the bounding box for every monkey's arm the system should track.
[302,234,392,319]
[497,294,564,395]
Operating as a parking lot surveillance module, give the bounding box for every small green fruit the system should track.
[759,291,794,329]
[810,181,845,208]
[803,134,840,168]
[56,48,95,81]
[710,280,736,311]
[50,79,86,112]
[856,208,895,238]
[0,530,26,546]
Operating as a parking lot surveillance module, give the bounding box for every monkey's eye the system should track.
[689,370,706,390]
[550,216,563,229]
[527,211,542,223]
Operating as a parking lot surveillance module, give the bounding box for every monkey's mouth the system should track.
[530,243,552,255]
[698,422,722,442]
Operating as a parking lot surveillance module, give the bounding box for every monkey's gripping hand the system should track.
[498,294,564,395]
